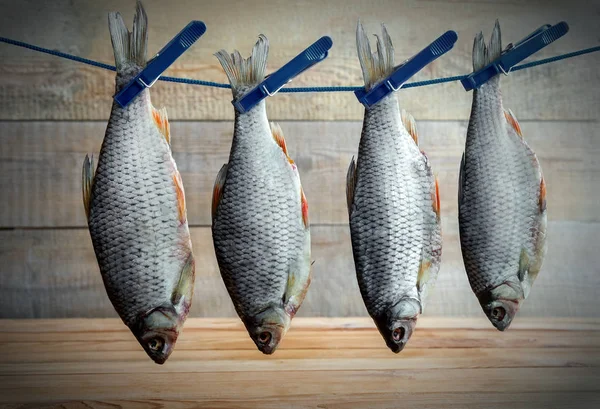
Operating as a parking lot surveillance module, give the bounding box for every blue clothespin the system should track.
[461,22,569,91]
[233,36,333,113]
[114,21,207,108]
[354,30,458,108]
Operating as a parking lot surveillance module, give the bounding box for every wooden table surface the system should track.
[0,317,599,408]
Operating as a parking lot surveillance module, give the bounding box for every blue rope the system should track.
[1,35,599,92]
[0,36,116,71]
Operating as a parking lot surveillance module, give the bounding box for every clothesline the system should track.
[1,36,599,92]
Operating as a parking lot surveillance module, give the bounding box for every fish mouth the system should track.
[138,329,178,364]
[244,307,291,355]
[374,298,421,354]
[478,282,524,331]
[131,305,181,364]
[385,318,417,353]
[251,321,286,355]
[484,298,520,331]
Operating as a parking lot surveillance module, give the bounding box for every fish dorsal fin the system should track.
[212,164,228,222]
[401,109,418,145]
[82,154,95,221]
[171,253,195,307]
[152,107,171,145]
[458,152,465,208]
[346,157,357,216]
[301,187,309,229]
[432,175,441,220]
[504,109,523,139]
[172,170,186,224]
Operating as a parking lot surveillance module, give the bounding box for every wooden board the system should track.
[1,221,598,319]
[0,318,598,407]
[1,120,597,228]
[0,0,599,121]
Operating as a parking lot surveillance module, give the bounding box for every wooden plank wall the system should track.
[0,0,598,319]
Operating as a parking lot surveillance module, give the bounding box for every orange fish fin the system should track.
[212,164,228,222]
[504,109,523,138]
[271,122,289,156]
[401,109,418,145]
[539,176,547,213]
[301,187,309,229]
[432,175,441,220]
[172,171,186,224]
[152,106,171,144]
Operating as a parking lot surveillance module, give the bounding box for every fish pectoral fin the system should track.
[212,164,228,222]
[504,108,523,139]
[401,109,418,145]
[518,248,530,283]
[171,253,195,307]
[152,106,171,145]
[416,255,440,312]
[82,154,95,221]
[283,266,312,319]
[346,156,357,216]
[283,235,312,318]
[416,259,432,293]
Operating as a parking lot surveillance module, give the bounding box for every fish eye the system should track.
[258,331,272,344]
[491,307,506,321]
[392,327,405,342]
[148,337,164,352]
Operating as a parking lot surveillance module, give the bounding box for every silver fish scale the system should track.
[89,77,185,326]
[459,79,542,296]
[350,95,440,317]
[212,104,304,319]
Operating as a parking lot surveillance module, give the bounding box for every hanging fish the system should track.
[211,35,311,355]
[82,1,195,364]
[458,21,547,331]
[346,22,442,353]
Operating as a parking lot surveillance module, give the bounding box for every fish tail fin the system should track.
[214,35,269,99]
[473,19,502,71]
[356,21,395,89]
[108,0,148,72]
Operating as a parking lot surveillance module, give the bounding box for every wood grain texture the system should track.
[1,394,599,409]
[1,120,597,228]
[0,0,599,120]
[0,318,598,407]
[1,221,598,319]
